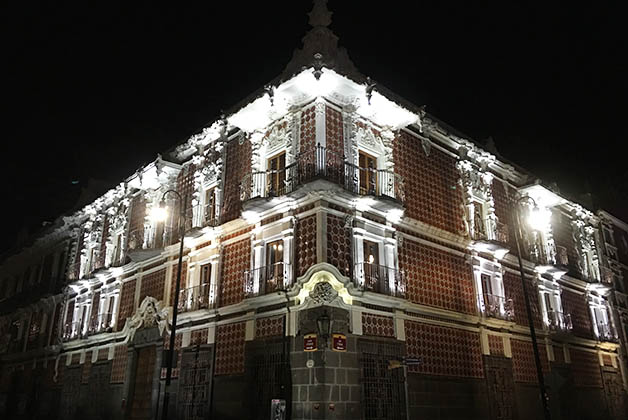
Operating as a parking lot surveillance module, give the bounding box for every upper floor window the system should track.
[358,150,377,196]
[204,186,217,225]
[539,284,571,332]
[268,152,287,197]
[589,296,616,341]
[472,257,513,320]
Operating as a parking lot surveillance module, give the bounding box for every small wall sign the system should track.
[332,333,347,352]
[304,333,318,352]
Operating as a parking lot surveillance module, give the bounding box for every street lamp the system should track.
[514,195,551,420]
[153,189,188,420]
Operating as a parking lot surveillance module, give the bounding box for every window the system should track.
[473,258,511,320]
[358,151,377,195]
[204,187,216,225]
[540,288,570,331]
[266,240,284,287]
[200,263,212,286]
[589,298,615,341]
[267,152,286,196]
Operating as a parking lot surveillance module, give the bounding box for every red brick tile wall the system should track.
[117,279,136,330]
[215,322,246,375]
[511,339,549,383]
[169,262,187,307]
[176,163,196,231]
[325,105,344,156]
[139,268,166,303]
[571,348,603,387]
[190,328,209,346]
[300,105,316,152]
[488,335,504,356]
[399,239,475,315]
[162,333,183,378]
[127,194,146,251]
[554,345,565,364]
[222,139,251,223]
[296,215,317,277]
[502,271,543,329]
[110,345,128,383]
[394,131,465,234]
[362,313,395,337]
[88,291,100,330]
[602,354,613,366]
[255,316,284,339]
[219,239,250,307]
[81,354,91,384]
[97,216,109,269]
[327,215,352,278]
[562,289,593,339]
[405,320,484,378]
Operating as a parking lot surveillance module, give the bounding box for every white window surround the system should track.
[472,256,508,317]
[250,224,294,294]
[105,229,124,268]
[97,282,121,331]
[537,280,566,328]
[351,220,398,291]
[588,295,615,340]
[187,252,221,307]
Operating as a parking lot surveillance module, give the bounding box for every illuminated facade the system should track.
[1,2,627,419]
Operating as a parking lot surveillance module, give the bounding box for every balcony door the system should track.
[363,240,381,292]
[265,240,284,292]
[267,152,286,196]
[204,187,216,225]
[358,151,377,196]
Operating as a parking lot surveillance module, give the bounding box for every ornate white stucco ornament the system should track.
[126,296,171,341]
[309,281,338,304]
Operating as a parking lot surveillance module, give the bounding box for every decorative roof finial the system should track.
[308,0,333,28]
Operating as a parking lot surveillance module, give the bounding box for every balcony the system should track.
[62,320,85,342]
[177,283,214,313]
[240,145,404,212]
[596,322,618,342]
[479,293,515,321]
[471,219,510,257]
[87,312,115,335]
[244,262,292,298]
[547,310,573,333]
[354,262,406,298]
[531,241,568,278]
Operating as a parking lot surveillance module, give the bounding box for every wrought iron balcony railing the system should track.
[473,219,510,244]
[88,312,115,335]
[547,310,573,332]
[479,293,515,321]
[62,320,85,341]
[244,262,292,298]
[596,322,618,342]
[177,283,214,313]
[354,262,406,298]
[240,145,404,203]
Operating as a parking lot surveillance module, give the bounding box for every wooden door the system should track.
[130,346,156,420]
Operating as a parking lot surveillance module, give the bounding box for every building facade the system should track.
[1,2,626,419]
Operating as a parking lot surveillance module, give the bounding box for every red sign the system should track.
[304,333,317,352]
[332,333,347,352]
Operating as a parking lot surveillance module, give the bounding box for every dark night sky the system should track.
[3,1,627,254]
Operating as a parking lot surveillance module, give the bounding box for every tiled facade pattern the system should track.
[98,216,109,269]
[562,289,594,339]
[400,238,476,314]
[603,353,613,366]
[299,105,316,152]
[110,344,128,383]
[553,345,565,364]
[215,322,245,376]
[81,354,91,384]
[487,334,505,356]
[502,271,543,329]
[296,215,316,277]
[326,214,352,278]
[362,313,395,337]
[219,239,250,307]
[394,131,465,234]
[176,164,196,231]
[491,178,517,252]
[510,339,550,383]
[255,315,284,339]
[88,291,100,330]
[190,328,209,346]
[169,262,187,306]
[570,348,603,388]
[117,279,137,330]
[162,333,183,379]
[222,139,251,223]
[139,268,166,303]
[405,320,484,378]
[325,105,344,156]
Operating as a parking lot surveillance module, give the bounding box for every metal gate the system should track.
[358,339,407,420]
[248,338,289,420]
[178,345,213,420]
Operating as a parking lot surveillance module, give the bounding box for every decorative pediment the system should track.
[125,296,170,341]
